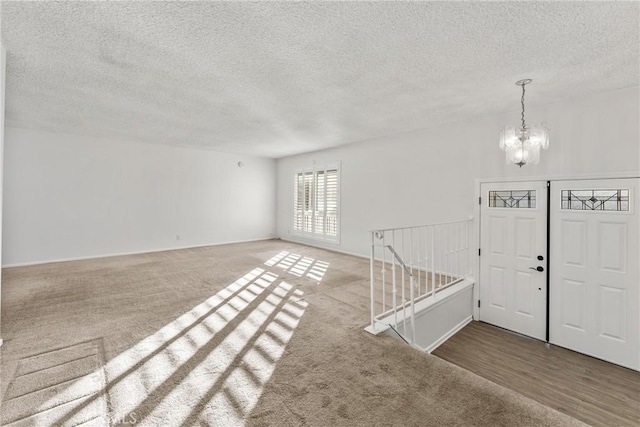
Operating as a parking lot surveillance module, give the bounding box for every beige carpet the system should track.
[0,240,586,426]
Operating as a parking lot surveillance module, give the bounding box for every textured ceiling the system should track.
[1,2,638,158]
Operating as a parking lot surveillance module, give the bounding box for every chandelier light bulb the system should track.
[500,79,549,167]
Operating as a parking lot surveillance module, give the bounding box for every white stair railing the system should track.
[367,219,473,346]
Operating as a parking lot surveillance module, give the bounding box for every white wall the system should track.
[277,86,640,256]
[2,128,277,266]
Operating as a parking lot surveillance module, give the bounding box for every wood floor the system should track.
[433,321,640,427]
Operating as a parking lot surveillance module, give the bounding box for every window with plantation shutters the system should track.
[293,164,340,241]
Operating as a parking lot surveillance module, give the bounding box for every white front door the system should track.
[480,181,548,340]
[550,179,639,370]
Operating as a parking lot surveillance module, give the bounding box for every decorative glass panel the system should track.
[561,190,629,211]
[489,190,536,208]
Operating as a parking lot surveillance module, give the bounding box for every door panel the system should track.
[489,216,507,255]
[489,266,507,309]
[598,222,627,272]
[515,217,536,259]
[598,285,626,341]
[550,178,639,370]
[480,181,548,340]
[514,271,535,316]
[560,278,586,331]
[561,220,587,266]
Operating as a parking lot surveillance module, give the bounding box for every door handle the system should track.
[529,266,544,272]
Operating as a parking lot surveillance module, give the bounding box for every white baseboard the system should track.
[424,315,472,354]
[2,237,273,268]
[279,237,369,260]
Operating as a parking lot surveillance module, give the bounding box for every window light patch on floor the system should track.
[42,266,307,426]
[264,251,329,283]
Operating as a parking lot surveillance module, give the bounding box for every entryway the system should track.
[433,321,640,427]
[479,178,639,370]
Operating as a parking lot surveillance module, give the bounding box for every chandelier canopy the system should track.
[500,79,549,167]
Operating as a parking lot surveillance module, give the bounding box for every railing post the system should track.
[445,224,449,284]
[382,233,386,313]
[417,227,422,297]
[410,275,416,345]
[370,231,376,332]
[423,226,428,297]
[455,223,458,279]
[401,230,407,334]
[459,222,463,280]
[460,221,464,278]
[409,227,414,279]
[468,218,472,276]
[430,225,436,300]
[392,231,398,329]
[452,223,456,281]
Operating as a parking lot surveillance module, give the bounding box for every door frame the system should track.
[473,172,640,327]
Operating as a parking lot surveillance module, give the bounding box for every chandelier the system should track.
[499,79,549,167]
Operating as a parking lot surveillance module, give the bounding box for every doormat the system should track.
[2,338,108,426]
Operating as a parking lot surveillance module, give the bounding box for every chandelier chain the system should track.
[521,83,526,130]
